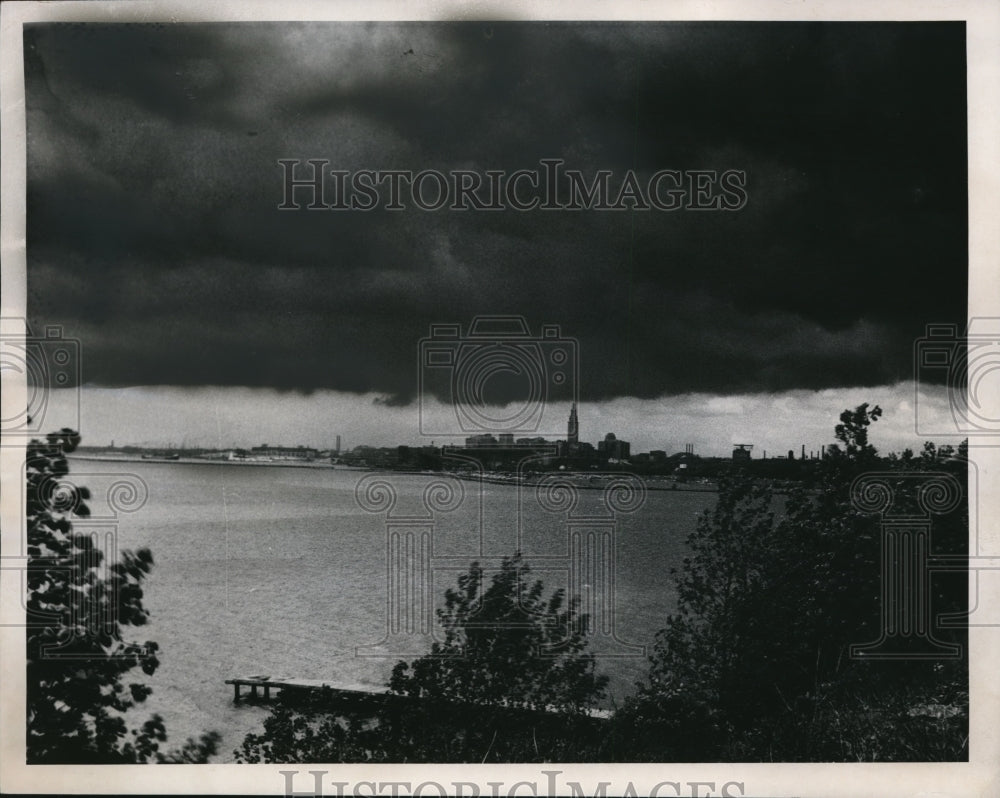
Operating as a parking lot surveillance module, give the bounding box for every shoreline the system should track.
[67,454,718,491]
[448,472,717,492]
[68,454,348,470]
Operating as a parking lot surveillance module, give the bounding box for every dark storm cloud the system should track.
[24,21,967,400]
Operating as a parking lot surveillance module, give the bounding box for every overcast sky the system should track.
[24,22,968,452]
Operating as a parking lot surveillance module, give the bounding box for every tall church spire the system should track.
[568,402,579,445]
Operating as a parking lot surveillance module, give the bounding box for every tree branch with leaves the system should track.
[25,429,218,763]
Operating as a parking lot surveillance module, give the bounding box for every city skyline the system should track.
[43,379,964,459]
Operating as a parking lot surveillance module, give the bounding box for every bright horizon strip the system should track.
[37,380,966,458]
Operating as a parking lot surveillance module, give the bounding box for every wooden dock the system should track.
[225,675,383,703]
[225,675,611,719]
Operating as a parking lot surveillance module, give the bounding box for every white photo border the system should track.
[2,1,998,796]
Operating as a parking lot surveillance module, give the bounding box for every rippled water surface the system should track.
[79,461,714,761]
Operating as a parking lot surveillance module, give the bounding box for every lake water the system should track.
[71,460,715,761]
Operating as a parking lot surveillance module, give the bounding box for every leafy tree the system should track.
[238,553,609,762]
[389,552,608,713]
[829,402,882,464]
[26,429,219,763]
[611,405,968,761]
[604,477,779,760]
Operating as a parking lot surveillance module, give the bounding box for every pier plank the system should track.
[224,675,611,718]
